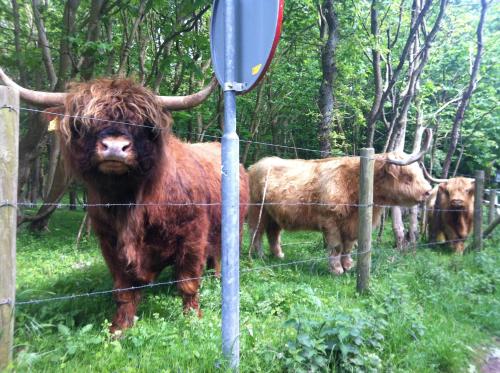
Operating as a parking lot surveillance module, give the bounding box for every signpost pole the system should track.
[221,0,240,369]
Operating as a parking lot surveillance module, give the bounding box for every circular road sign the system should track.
[210,0,284,94]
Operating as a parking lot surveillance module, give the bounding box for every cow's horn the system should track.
[156,77,218,110]
[419,162,449,183]
[0,67,67,107]
[386,128,433,166]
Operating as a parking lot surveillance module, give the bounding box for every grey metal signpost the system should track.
[221,0,240,368]
[210,0,284,368]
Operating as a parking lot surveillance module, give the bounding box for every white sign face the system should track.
[210,0,284,94]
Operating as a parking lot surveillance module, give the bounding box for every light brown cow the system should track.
[248,150,432,275]
[426,177,475,254]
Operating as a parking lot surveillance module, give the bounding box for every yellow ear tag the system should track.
[48,119,57,132]
[252,63,262,76]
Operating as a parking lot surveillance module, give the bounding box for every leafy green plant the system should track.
[282,309,386,372]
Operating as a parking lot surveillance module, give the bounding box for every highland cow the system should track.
[0,69,249,332]
[248,133,433,275]
[426,177,475,254]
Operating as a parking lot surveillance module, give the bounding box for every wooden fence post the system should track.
[488,189,497,224]
[357,148,374,293]
[473,170,484,251]
[0,86,19,370]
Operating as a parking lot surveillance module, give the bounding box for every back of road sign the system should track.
[210,0,284,94]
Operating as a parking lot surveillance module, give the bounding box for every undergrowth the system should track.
[6,208,500,372]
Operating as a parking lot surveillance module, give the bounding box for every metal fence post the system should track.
[221,0,240,369]
[473,170,484,251]
[0,86,19,370]
[488,189,497,224]
[357,148,374,293]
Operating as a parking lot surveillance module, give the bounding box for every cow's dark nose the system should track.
[98,137,132,160]
[423,189,432,199]
[450,199,464,207]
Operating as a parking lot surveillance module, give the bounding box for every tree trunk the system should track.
[242,83,265,164]
[69,186,77,211]
[317,0,338,158]
[17,113,48,199]
[366,0,382,147]
[79,0,105,81]
[55,0,81,90]
[11,0,27,85]
[441,0,488,178]
[29,156,41,203]
[44,133,61,199]
[117,0,149,76]
[27,155,69,231]
[32,0,57,88]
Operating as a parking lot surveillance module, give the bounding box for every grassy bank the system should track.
[8,209,500,372]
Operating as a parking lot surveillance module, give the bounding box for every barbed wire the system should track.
[12,250,356,306]
[9,236,483,307]
[18,106,457,162]
[4,200,489,213]
[18,106,336,157]
[17,106,492,180]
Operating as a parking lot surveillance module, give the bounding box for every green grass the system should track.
[7,208,500,372]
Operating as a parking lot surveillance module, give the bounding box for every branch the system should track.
[441,0,488,178]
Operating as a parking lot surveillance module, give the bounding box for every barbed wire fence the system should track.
[0,96,498,368]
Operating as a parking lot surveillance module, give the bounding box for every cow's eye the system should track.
[70,120,85,138]
[143,121,159,140]
[404,174,413,184]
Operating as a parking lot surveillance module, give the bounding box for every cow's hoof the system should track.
[275,252,285,259]
[329,264,344,276]
[109,328,124,339]
[341,256,353,271]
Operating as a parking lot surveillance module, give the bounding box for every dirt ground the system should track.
[481,346,500,373]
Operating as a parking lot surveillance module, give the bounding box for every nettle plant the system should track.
[281,309,386,372]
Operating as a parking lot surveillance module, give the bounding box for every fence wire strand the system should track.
[18,106,338,157]
[18,106,489,178]
[10,237,480,307]
[5,200,485,213]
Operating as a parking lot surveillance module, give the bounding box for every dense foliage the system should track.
[0,0,498,173]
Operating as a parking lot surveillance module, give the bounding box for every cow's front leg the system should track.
[324,230,343,275]
[340,240,356,271]
[95,235,143,333]
[452,240,465,255]
[110,277,142,334]
[176,242,206,317]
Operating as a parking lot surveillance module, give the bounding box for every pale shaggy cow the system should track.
[248,152,432,275]
[426,177,475,254]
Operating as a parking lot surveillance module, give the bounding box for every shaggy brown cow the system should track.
[248,144,433,275]
[0,69,249,332]
[426,177,475,254]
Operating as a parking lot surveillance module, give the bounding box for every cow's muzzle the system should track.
[96,137,133,174]
[450,199,465,209]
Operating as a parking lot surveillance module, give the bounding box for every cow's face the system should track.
[376,153,432,206]
[56,79,171,180]
[73,119,162,177]
[438,178,475,210]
